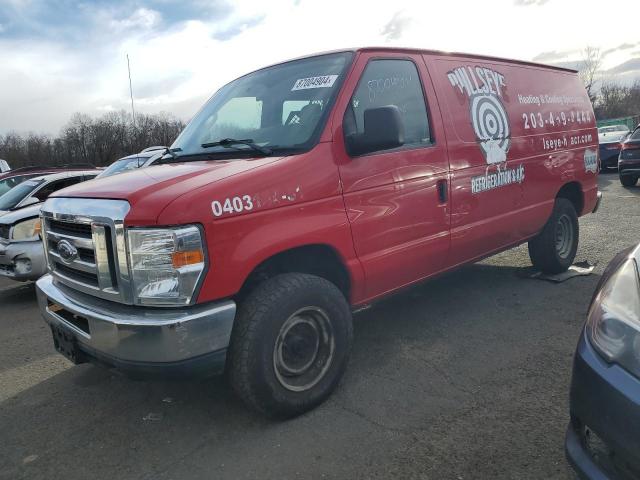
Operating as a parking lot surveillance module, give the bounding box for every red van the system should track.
[36,47,600,417]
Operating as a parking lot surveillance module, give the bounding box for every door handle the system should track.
[437,179,448,204]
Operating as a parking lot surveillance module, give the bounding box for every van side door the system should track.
[332,52,451,301]
[424,55,526,266]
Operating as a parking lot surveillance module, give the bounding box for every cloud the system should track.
[548,60,581,70]
[605,57,640,75]
[532,49,577,63]
[514,0,550,5]
[211,14,265,41]
[133,72,192,100]
[603,42,638,57]
[381,11,412,41]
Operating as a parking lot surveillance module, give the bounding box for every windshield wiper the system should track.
[201,138,272,156]
[160,147,181,161]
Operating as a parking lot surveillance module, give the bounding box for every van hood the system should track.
[52,156,282,224]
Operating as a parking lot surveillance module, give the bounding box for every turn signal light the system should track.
[172,249,204,268]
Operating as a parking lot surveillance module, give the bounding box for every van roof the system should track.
[267,47,578,74]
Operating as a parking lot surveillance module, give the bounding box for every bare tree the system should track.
[578,46,602,104]
[0,111,185,168]
[595,80,640,120]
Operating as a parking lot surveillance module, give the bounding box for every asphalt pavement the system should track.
[1,172,638,480]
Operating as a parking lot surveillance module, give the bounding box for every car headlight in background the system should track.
[127,226,206,306]
[11,217,41,241]
[587,258,640,378]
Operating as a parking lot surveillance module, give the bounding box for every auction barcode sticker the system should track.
[291,75,338,91]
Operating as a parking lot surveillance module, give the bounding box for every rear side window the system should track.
[34,177,86,201]
[345,59,431,148]
[631,128,640,141]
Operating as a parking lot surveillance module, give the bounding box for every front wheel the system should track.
[620,175,638,187]
[528,198,579,274]
[227,273,353,418]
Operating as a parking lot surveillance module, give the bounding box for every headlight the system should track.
[127,225,206,306]
[11,217,41,241]
[587,258,640,377]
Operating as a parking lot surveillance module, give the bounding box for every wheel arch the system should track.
[237,243,353,302]
[556,181,585,216]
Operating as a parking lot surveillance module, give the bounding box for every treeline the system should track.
[594,80,640,121]
[0,111,186,168]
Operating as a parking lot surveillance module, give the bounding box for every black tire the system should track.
[227,273,353,418]
[620,175,638,187]
[528,198,579,274]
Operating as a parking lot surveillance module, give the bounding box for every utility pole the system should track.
[127,54,136,129]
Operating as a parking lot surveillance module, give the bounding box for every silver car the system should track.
[97,147,166,178]
[0,170,99,281]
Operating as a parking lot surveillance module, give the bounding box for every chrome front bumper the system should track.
[0,240,47,281]
[36,274,236,374]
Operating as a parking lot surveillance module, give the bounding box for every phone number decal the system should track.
[522,110,592,130]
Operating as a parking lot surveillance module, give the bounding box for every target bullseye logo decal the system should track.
[470,93,511,163]
[448,65,512,164]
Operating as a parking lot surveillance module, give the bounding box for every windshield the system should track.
[599,125,628,133]
[98,156,147,178]
[0,179,42,210]
[0,174,39,196]
[171,52,353,157]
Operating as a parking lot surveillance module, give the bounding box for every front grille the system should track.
[41,198,131,304]
[0,224,9,240]
[48,236,96,263]
[54,262,99,287]
[49,219,92,238]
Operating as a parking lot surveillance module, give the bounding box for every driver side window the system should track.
[344,59,431,150]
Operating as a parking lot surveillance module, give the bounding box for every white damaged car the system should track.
[0,170,99,281]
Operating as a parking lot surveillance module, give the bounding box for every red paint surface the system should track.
[56,48,599,306]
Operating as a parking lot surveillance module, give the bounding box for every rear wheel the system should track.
[528,198,579,274]
[228,273,353,418]
[620,175,638,187]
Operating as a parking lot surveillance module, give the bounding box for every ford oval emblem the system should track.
[57,239,78,264]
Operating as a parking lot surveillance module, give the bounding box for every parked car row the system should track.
[0,147,167,282]
[598,124,630,170]
[0,170,99,280]
[619,126,640,187]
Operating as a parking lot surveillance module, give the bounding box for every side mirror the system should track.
[346,105,405,156]
[19,197,40,208]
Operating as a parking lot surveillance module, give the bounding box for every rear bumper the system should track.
[36,274,236,377]
[0,240,47,281]
[599,146,621,168]
[566,332,640,479]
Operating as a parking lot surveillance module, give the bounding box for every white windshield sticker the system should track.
[291,75,338,91]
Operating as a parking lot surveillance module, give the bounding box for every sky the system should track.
[0,0,638,135]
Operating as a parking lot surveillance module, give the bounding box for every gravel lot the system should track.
[0,173,638,480]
